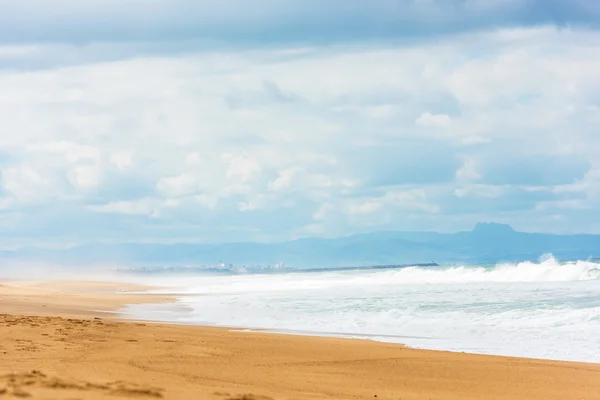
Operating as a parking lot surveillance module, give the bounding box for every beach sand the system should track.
[1,281,599,399]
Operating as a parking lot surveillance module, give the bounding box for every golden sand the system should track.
[1,280,599,399]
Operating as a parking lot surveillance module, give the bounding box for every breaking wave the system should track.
[377,256,600,284]
[122,255,600,363]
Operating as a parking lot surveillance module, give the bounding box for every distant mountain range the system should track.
[1,223,599,268]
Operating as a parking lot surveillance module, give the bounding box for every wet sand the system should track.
[1,280,599,399]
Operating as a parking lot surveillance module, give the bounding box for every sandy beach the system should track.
[1,280,599,400]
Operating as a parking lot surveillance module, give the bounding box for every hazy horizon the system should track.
[0,221,595,249]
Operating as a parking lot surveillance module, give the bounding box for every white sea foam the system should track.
[122,256,600,363]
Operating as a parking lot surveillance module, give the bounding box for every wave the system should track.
[376,256,600,284]
[123,255,600,363]
[140,255,600,297]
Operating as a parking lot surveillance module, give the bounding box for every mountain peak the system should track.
[472,222,516,235]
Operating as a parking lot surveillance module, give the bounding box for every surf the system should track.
[121,256,600,363]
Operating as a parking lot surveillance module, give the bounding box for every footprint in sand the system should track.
[214,393,274,400]
[0,370,164,398]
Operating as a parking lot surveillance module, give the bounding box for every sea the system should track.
[120,255,600,363]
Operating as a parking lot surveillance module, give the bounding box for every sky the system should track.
[1,0,600,247]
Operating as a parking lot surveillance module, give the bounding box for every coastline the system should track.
[0,280,173,319]
[1,280,600,400]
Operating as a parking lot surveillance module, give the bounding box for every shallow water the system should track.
[121,257,600,363]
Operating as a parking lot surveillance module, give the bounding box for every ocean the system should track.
[121,256,600,363]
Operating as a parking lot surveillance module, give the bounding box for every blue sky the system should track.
[1,0,600,247]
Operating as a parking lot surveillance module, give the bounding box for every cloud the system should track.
[475,154,591,186]
[1,26,600,245]
[415,112,452,127]
[1,0,600,46]
[88,198,158,216]
[344,142,462,187]
[447,185,574,213]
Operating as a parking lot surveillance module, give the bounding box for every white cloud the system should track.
[223,153,262,183]
[2,165,51,201]
[30,141,101,163]
[0,0,596,49]
[195,194,220,210]
[269,167,301,191]
[87,198,157,216]
[67,164,101,189]
[313,204,333,222]
[455,158,481,183]
[185,152,202,165]
[156,173,198,198]
[1,27,600,243]
[415,112,452,127]
[110,151,133,169]
[0,45,40,58]
[347,200,382,215]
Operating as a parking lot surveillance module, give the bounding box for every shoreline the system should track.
[2,280,600,399]
[0,280,174,319]
[120,289,597,366]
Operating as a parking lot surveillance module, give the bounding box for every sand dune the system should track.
[1,281,600,399]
